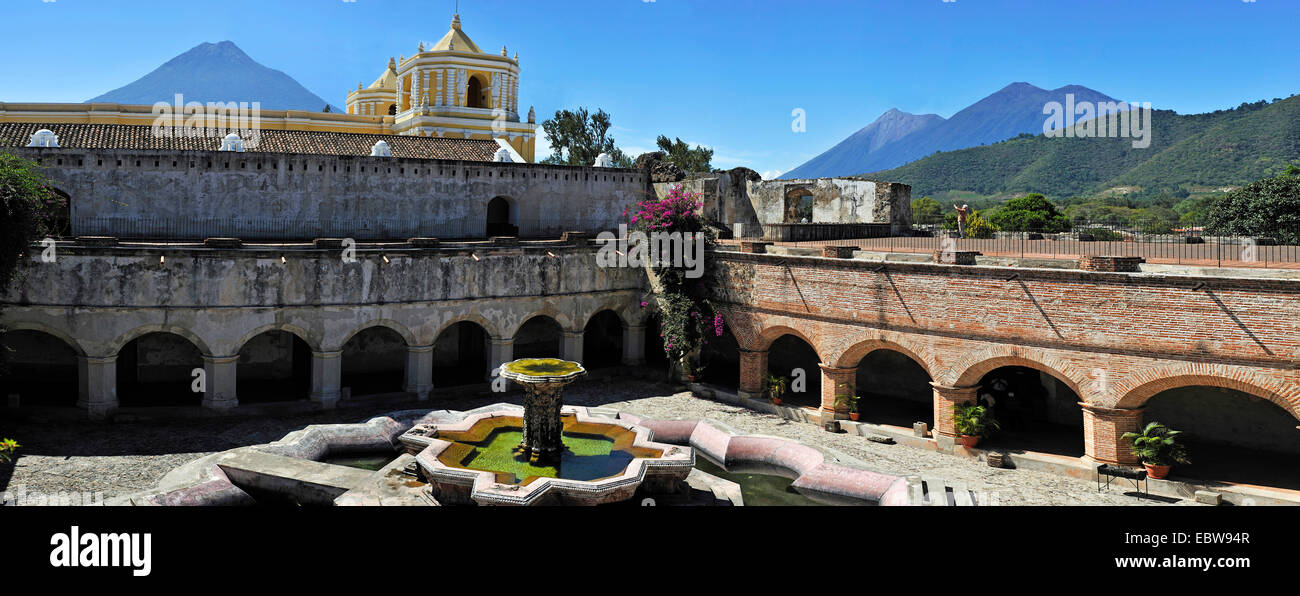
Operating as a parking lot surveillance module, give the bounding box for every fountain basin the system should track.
[400,406,693,506]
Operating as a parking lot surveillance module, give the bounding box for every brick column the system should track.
[202,355,239,410]
[561,331,584,363]
[404,345,434,401]
[310,350,343,409]
[622,324,646,366]
[1081,403,1144,465]
[819,364,856,422]
[931,382,980,445]
[738,348,768,400]
[77,355,118,421]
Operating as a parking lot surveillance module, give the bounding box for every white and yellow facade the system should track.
[346,14,535,161]
[0,14,536,162]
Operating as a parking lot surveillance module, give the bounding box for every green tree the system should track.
[910,196,943,224]
[984,193,1071,232]
[1204,166,1300,243]
[655,135,713,174]
[540,107,632,167]
[1,151,64,406]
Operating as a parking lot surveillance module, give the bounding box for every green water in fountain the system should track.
[324,455,394,471]
[693,457,825,506]
[457,428,637,484]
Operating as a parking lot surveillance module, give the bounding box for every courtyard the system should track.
[1,376,1197,506]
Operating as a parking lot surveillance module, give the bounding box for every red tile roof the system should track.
[0,123,501,161]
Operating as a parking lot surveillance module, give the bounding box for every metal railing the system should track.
[727,219,1300,268]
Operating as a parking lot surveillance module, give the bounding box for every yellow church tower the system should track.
[346,14,536,162]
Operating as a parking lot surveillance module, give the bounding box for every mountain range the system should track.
[869,94,1300,199]
[782,82,1123,179]
[88,41,340,113]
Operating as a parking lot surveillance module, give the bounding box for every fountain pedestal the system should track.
[499,358,587,464]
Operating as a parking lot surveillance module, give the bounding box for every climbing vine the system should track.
[627,185,724,364]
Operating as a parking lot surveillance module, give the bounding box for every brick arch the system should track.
[750,325,823,360]
[108,324,213,358]
[233,323,322,353]
[1114,368,1300,421]
[832,335,939,378]
[333,319,416,351]
[948,345,1092,402]
[432,313,502,343]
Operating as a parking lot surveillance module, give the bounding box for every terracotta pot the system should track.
[1144,463,1172,480]
[958,435,980,448]
[686,375,695,383]
[849,412,860,421]
[772,397,782,405]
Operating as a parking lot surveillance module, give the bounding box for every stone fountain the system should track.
[498,358,586,464]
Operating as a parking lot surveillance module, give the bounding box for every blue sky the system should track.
[2,0,1297,177]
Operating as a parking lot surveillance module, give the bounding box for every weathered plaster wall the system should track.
[1,242,646,358]
[13,147,646,240]
[653,175,911,236]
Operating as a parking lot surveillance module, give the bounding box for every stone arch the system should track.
[581,301,636,331]
[509,310,574,339]
[334,319,416,351]
[948,346,1091,401]
[233,323,322,354]
[1115,369,1300,421]
[0,321,86,357]
[433,313,503,342]
[108,324,214,358]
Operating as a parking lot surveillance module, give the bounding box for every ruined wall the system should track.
[653,175,911,237]
[13,147,646,240]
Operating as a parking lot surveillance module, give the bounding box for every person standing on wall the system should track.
[953,204,970,238]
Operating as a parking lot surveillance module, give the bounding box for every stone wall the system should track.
[652,174,911,237]
[13,147,646,240]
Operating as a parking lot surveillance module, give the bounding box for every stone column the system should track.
[404,345,434,401]
[738,348,768,400]
[819,364,857,422]
[202,355,239,410]
[931,382,980,447]
[1081,403,1144,466]
[622,324,646,366]
[310,350,343,408]
[488,338,514,380]
[561,331,584,363]
[77,355,118,421]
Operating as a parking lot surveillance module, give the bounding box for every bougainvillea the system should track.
[627,185,723,363]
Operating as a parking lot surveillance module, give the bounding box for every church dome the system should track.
[430,14,483,53]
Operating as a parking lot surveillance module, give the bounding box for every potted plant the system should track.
[0,438,18,464]
[835,394,861,421]
[953,402,999,448]
[763,373,789,405]
[1121,422,1189,480]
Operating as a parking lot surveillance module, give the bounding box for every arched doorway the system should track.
[698,323,739,389]
[466,75,486,109]
[341,327,407,397]
[432,321,490,387]
[236,330,311,404]
[853,349,932,428]
[767,334,821,408]
[1143,386,1300,489]
[974,366,1083,457]
[0,330,79,407]
[514,315,562,360]
[486,196,517,237]
[582,311,624,369]
[116,332,204,407]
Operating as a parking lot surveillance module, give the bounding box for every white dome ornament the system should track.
[493,147,513,163]
[219,133,245,152]
[593,153,613,168]
[27,129,59,148]
[370,140,392,157]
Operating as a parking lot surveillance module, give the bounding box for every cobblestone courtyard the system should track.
[1,378,1191,506]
